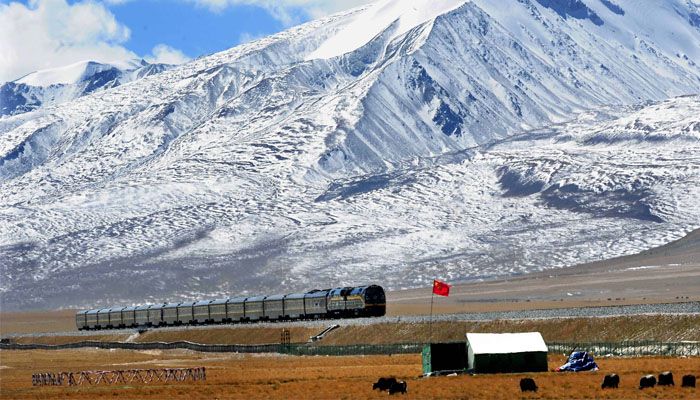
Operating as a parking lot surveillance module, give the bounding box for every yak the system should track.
[520,377,538,393]
[373,377,397,391]
[601,373,619,389]
[658,371,674,386]
[681,374,696,388]
[388,380,407,395]
[639,374,656,389]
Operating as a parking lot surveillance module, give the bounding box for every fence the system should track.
[0,341,422,355]
[2,340,699,357]
[547,340,700,357]
[280,342,424,356]
[0,341,279,353]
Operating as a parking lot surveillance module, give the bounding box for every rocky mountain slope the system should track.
[1,0,699,310]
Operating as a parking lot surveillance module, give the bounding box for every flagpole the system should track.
[429,289,434,344]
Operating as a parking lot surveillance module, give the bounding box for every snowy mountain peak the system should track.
[1,59,171,117]
[1,0,700,309]
[307,0,467,60]
[14,59,148,86]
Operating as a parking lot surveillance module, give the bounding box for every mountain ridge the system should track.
[1,0,699,310]
[0,59,173,117]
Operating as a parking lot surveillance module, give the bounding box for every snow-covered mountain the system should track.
[1,0,700,310]
[0,59,172,117]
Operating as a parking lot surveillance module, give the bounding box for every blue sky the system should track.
[0,0,371,82]
[106,1,296,59]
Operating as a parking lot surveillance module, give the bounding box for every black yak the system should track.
[681,374,696,388]
[520,377,538,393]
[601,373,619,389]
[658,371,674,386]
[639,374,656,389]
[373,377,397,391]
[388,380,407,395]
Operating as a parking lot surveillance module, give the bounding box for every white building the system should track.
[466,332,548,373]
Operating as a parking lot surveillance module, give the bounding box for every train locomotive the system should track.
[76,285,386,330]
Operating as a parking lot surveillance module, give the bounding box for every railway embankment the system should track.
[2,304,698,346]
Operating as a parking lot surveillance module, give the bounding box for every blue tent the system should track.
[556,351,599,372]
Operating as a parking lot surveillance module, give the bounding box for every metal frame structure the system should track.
[32,367,205,386]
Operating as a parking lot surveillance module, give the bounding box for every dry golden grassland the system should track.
[1,350,698,399]
[316,315,700,345]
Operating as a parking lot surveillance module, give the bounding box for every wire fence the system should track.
[279,342,424,356]
[2,340,699,357]
[547,340,700,357]
[0,341,280,353]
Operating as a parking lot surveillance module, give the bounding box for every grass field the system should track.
[1,350,698,399]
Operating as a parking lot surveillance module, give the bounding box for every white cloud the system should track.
[0,0,133,82]
[146,44,191,65]
[0,0,190,83]
[186,0,374,26]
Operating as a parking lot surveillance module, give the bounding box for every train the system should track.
[76,285,386,330]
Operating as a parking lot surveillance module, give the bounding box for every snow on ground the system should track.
[14,59,144,86]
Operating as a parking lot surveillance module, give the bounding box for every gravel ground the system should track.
[4,301,699,339]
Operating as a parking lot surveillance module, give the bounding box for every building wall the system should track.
[471,351,548,374]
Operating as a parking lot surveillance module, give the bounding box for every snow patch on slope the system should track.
[1,59,172,118]
[15,59,145,86]
[306,0,466,60]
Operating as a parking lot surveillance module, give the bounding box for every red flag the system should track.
[432,280,450,297]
